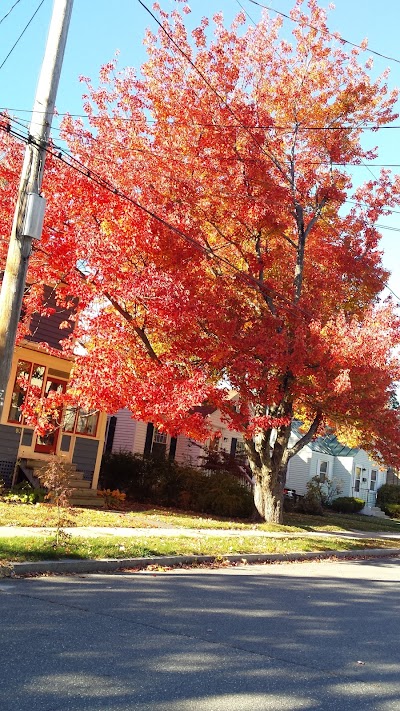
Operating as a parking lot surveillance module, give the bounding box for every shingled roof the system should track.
[291,421,358,457]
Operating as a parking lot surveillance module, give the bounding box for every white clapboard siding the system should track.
[285,448,313,495]
[175,436,204,466]
[111,409,137,453]
[332,457,353,497]
[132,420,149,455]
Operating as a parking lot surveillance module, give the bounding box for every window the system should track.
[354,466,362,493]
[235,440,246,458]
[370,470,378,491]
[76,410,99,436]
[151,428,167,458]
[318,460,329,483]
[62,407,99,437]
[8,360,45,423]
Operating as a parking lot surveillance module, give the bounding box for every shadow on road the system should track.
[0,558,399,710]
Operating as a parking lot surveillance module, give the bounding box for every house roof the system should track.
[291,421,358,457]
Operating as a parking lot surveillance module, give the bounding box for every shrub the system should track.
[99,451,254,518]
[376,484,400,509]
[384,504,400,519]
[36,458,73,508]
[296,477,325,515]
[189,471,254,518]
[99,451,156,502]
[35,458,75,547]
[2,481,46,504]
[331,496,365,514]
[97,489,126,509]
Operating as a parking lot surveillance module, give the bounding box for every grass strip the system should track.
[0,534,399,562]
[1,502,400,533]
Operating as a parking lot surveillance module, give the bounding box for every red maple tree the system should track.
[1,0,400,522]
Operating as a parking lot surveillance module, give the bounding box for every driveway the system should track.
[0,557,399,710]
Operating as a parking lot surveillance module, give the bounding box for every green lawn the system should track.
[1,533,399,563]
[0,500,400,533]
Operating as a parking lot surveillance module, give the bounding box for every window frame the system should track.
[317,459,329,483]
[7,359,46,424]
[62,406,99,438]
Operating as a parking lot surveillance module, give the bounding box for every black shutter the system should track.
[105,416,117,453]
[169,437,177,460]
[144,423,154,455]
[230,438,237,457]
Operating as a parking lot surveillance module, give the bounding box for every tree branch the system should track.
[285,409,323,462]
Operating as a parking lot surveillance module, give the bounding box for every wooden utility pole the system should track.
[0,0,74,418]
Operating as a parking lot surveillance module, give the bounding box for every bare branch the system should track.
[285,409,323,462]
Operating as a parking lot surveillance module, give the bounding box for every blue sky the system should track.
[1,0,400,298]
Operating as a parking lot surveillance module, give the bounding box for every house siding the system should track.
[72,438,100,484]
[24,286,77,352]
[111,409,137,453]
[332,457,353,497]
[0,425,21,486]
[132,420,149,455]
[106,409,388,504]
[285,448,312,495]
[175,436,202,466]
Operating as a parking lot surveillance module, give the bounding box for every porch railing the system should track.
[352,487,376,507]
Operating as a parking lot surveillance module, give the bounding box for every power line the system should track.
[0,0,45,71]
[4,107,400,132]
[9,109,400,169]
[0,120,308,318]
[3,118,399,312]
[247,0,400,66]
[0,0,21,26]
[4,112,400,233]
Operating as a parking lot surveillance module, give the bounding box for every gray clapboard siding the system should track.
[0,425,21,486]
[72,438,100,484]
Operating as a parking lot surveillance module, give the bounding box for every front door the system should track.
[34,378,66,454]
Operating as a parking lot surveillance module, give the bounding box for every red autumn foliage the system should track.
[1,0,400,521]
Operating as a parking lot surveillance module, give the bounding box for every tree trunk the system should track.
[252,463,287,524]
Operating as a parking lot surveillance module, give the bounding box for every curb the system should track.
[3,547,400,577]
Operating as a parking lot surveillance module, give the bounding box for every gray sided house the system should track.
[0,286,107,502]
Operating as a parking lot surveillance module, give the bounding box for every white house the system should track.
[285,423,387,507]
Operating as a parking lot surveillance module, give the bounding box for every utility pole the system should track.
[0,0,74,418]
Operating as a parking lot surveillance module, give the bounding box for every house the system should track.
[106,403,245,468]
[107,409,387,508]
[285,423,387,507]
[0,286,107,504]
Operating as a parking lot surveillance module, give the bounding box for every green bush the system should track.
[376,484,400,509]
[384,504,400,519]
[99,451,254,518]
[295,477,324,515]
[99,451,156,502]
[2,481,46,504]
[331,496,365,514]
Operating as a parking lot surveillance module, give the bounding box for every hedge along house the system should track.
[0,286,107,504]
[107,408,387,512]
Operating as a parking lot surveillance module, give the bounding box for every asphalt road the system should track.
[0,557,399,711]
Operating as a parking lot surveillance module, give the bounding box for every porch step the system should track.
[20,458,104,509]
[361,505,388,519]
[69,489,104,509]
